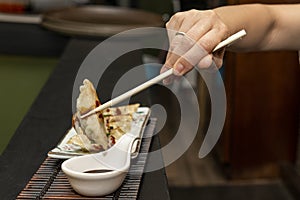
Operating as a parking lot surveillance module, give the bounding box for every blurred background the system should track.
[0,0,299,199]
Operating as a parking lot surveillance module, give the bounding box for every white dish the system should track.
[62,153,128,196]
[48,107,150,159]
[62,133,135,196]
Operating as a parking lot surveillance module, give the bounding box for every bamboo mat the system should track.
[17,118,156,199]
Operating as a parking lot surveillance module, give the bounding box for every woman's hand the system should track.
[161,9,230,83]
[161,4,300,84]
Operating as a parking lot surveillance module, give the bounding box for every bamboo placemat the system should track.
[17,118,156,199]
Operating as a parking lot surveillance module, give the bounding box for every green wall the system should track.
[0,55,58,154]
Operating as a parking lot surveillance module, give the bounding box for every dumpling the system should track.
[72,79,108,151]
[67,79,140,153]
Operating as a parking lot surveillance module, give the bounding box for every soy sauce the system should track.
[84,169,113,173]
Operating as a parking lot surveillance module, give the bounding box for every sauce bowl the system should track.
[61,133,137,196]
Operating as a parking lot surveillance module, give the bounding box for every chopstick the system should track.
[81,29,246,119]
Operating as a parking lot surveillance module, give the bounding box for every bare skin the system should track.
[161,4,300,83]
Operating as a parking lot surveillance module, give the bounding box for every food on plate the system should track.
[68,79,139,152]
[102,104,140,141]
[72,79,108,151]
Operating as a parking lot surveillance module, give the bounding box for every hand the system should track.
[161,9,230,84]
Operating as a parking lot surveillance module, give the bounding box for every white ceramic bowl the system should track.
[61,149,130,196]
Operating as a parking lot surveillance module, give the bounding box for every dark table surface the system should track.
[0,36,170,200]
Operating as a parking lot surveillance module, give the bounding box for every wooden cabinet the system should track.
[216,0,300,179]
[219,51,300,179]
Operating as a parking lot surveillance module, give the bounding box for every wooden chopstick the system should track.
[81,30,246,119]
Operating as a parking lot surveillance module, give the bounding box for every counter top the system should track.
[0,37,170,200]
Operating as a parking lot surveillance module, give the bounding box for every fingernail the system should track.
[163,78,171,85]
[174,63,184,75]
[163,79,169,85]
[160,65,170,73]
[198,55,212,69]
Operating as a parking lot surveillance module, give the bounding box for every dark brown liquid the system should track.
[84,169,113,173]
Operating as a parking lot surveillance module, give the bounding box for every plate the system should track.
[48,107,151,159]
[41,5,164,37]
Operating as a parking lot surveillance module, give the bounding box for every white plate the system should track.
[48,107,151,159]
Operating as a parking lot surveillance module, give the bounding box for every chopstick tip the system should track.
[80,112,91,119]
